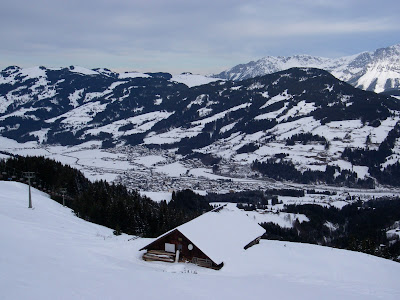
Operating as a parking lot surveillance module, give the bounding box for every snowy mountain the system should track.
[214,44,400,94]
[1,180,399,300]
[1,65,400,187]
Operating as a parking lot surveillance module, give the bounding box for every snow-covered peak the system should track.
[0,66,47,85]
[171,73,223,87]
[351,44,400,93]
[93,68,118,77]
[19,66,47,79]
[68,66,99,75]
[214,44,400,94]
[374,44,400,58]
[118,72,151,79]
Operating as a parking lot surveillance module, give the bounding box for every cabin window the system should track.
[165,243,175,253]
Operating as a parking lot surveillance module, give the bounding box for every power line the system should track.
[1,161,47,191]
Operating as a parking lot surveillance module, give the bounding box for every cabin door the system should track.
[165,243,175,253]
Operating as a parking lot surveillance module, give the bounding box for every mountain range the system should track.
[1,47,400,187]
[214,44,400,94]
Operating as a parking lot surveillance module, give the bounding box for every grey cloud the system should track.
[0,0,399,74]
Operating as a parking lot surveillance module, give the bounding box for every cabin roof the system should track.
[142,204,265,265]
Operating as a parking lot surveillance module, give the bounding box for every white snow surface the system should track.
[243,210,309,228]
[144,125,204,144]
[68,88,84,108]
[155,162,188,177]
[1,181,400,299]
[171,73,222,87]
[209,203,311,228]
[118,72,150,79]
[133,155,166,167]
[69,66,99,75]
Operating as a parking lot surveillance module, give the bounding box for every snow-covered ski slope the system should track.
[1,181,400,300]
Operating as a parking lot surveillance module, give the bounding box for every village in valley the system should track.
[2,139,399,207]
[101,145,399,202]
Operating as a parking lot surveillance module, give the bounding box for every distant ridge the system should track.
[214,44,400,94]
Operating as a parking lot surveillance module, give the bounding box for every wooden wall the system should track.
[144,229,222,269]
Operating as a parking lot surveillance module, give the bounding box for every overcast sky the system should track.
[1,0,399,74]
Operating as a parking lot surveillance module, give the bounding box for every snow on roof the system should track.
[144,204,265,265]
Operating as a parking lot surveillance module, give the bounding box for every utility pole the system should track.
[23,172,35,208]
[60,188,67,207]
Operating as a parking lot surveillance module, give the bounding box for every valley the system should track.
[1,65,400,190]
[1,136,399,206]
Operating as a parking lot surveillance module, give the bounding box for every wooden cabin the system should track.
[140,204,265,269]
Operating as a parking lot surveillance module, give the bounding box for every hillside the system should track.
[214,44,400,94]
[1,65,400,188]
[1,181,400,300]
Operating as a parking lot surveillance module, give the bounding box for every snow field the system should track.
[1,181,400,300]
[211,203,310,228]
[171,73,222,87]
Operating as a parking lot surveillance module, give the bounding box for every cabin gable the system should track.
[140,204,265,269]
[141,229,222,269]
